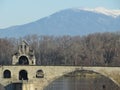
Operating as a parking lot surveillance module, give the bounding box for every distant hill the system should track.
[0,7,120,38]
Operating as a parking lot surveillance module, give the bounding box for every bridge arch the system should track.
[83,68,120,86]
[44,68,120,90]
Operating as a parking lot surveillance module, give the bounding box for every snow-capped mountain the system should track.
[80,7,120,17]
[0,7,120,38]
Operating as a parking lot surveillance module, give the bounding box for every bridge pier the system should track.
[22,83,34,90]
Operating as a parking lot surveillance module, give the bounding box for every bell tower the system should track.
[12,40,36,65]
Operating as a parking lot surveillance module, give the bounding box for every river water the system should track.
[44,70,120,90]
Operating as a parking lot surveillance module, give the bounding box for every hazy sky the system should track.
[0,0,120,28]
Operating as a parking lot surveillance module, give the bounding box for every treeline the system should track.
[0,32,120,66]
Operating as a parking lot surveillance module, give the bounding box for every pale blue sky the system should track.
[0,0,120,29]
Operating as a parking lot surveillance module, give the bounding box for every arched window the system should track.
[3,70,11,78]
[19,70,28,80]
[19,56,29,65]
[36,70,44,78]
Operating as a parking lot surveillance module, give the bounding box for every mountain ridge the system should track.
[0,8,120,38]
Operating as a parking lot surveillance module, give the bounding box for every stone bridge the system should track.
[0,66,120,90]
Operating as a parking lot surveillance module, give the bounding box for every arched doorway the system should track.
[19,56,29,65]
[3,70,11,78]
[19,70,28,80]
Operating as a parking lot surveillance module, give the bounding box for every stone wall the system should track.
[0,66,120,90]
